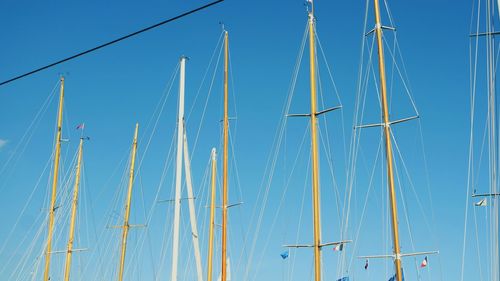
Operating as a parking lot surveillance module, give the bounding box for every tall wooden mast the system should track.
[43,76,65,281]
[221,30,229,281]
[207,148,217,281]
[373,1,403,280]
[307,4,323,281]
[63,138,84,281]
[117,123,139,281]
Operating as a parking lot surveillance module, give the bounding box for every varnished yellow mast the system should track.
[221,30,229,281]
[373,1,403,280]
[63,138,84,281]
[207,148,217,281]
[117,123,139,281]
[307,4,323,281]
[43,77,65,281]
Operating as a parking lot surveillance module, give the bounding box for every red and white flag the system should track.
[420,256,428,268]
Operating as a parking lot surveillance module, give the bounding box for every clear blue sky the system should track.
[0,0,478,281]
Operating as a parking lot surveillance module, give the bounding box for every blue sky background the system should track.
[0,0,481,280]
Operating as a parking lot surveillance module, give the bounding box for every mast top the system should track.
[219,21,227,33]
[306,0,314,18]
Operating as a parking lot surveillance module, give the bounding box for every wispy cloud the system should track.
[0,139,8,149]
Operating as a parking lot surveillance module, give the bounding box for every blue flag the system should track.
[388,270,404,281]
[337,277,349,281]
[280,251,289,259]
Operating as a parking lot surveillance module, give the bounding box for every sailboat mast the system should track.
[183,133,204,281]
[207,148,217,281]
[43,76,65,281]
[171,56,187,281]
[221,30,229,281]
[117,123,139,281]
[372,1,403,281]
[63,138,84,281]
[486,1,500,277]
[307,6,323,281]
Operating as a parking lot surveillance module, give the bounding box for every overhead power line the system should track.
[0,0,224,87]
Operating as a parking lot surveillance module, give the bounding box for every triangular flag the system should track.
[76,123,85,130]
[333,243,344,251]
[388,270,404,281]
[420,256,428,268]
[364,259,368,270]
[475,198,487,207]
[280,250,289,259]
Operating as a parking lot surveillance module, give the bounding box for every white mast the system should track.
[171,56,186,281]
[183,132,204,281]
[171,55,204,281]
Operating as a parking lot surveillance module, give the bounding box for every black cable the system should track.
[0,0,224,87]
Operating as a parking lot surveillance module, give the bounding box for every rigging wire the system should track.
[93,144,132,280]
[190,31,225,162]
[0,80,60,193]
[287,146,311,281]
[381,35,419,116]
[242,19,309,281]
[186,31,225,122]
[228,128,249,273]
[461,0,482,279]
[347,134,384,270]
[77,161,96,281]
[314,29,345,236]
[473,201,486,281]
[0,156,53,276]
[315,27,349,179]
[250,125,310,281]
[344,2,374,274]
[391,132,421,280]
